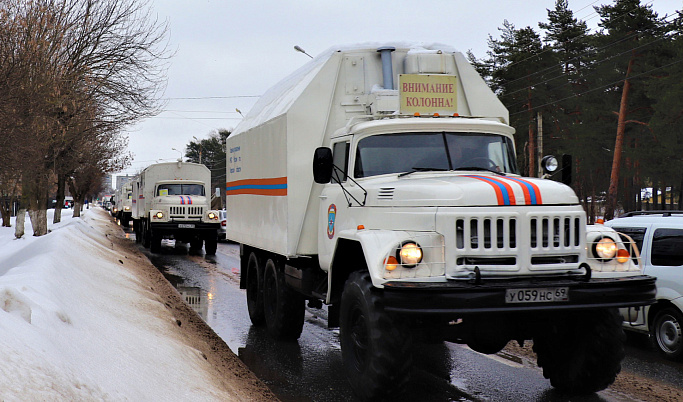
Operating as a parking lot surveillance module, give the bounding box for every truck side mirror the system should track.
[313,147,333,184]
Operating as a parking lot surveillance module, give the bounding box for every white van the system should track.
[605,211,683,360]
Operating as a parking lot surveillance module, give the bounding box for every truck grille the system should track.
[169,206,204,219]
[449,210,585,277]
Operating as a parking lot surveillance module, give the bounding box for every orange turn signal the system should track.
[616,249,630,263]
[357,225,365,230]
[385,256,399,271]
[596,219,604,224]
[414,112,420,117]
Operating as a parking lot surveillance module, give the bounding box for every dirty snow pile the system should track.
[0,208,230,400]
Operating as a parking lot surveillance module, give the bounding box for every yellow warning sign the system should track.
[399,74,458,115]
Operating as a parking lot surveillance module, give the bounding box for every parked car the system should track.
[218,209,227,241]
[605,211,683,360]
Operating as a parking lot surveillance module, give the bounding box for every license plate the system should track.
[178,224,195,229]
[505,287,569,303]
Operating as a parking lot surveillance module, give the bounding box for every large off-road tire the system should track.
[340,271,412,401]
[190,238,203,252]
[262,258,305,340]
[204,236,217,256]
[651,307,683,361]
[533,308,625,394]
[142,222,151,248]
[150,230,162,253]
[246,252,265,326]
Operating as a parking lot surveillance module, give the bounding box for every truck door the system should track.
[319,140,351,270]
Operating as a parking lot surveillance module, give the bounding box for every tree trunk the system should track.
[0,200,11,227]
[54,174,66,224]
[653,183,659,210]
[72,201,82,217]
[604,56,636,220]
[15,208,26,238]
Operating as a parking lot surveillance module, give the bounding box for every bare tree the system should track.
[0,0,169,234]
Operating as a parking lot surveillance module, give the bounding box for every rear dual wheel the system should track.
[262,258,304,340]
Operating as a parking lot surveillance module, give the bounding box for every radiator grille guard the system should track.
[169,206,204,220]
[437,207,587,279]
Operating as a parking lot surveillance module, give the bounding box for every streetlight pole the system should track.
[192,136,202,164]
[171,148,183,161]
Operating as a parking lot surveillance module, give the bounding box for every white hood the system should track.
[363,172,578,207]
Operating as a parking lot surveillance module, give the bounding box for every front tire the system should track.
[150,230,162,253]
[533,308,624,394]
[651,307,683,361]
[262,258,304,340]
[340,271,412,401]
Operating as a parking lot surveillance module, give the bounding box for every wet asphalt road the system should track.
[124,227,683,401]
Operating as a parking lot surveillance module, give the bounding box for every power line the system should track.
[165,95,260,100]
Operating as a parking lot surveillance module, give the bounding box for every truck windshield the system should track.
[354,132,518,178]
[156,184,205,196]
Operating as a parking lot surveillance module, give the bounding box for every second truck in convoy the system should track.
[131,161,220,255]
[224,43,656,400]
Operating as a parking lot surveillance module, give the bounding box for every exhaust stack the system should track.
[377,46,396,90]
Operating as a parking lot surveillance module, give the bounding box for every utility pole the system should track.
[537,112,543,178]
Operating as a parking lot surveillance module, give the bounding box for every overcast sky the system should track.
[116,0,682,181]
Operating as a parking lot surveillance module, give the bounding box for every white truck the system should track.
[224,43,655,400]
[114,181,133,227]
[131,161,220,255]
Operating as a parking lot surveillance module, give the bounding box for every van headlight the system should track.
[398,242,423,267]
[594,237,617,260]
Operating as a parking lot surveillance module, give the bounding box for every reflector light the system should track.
[414,112,420,117]
[433,113,440,117]
[357,225,365,230]
[596,219,604,224]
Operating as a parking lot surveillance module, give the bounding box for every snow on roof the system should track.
[232,42,459,135]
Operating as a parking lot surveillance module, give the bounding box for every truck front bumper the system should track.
[382,275,656,315]
[150,222,219,235]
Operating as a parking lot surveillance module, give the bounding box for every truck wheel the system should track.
[190,238,203,251]
[150,230,162,253]
[533,308,624,394]
[651,307,683,361]
[142,223,151,248]
[246,252,265,326]
[340,271,412,401]
[204,237,217,255]
[262,258,304,340]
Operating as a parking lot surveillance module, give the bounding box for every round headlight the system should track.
[594,237,617,260]
[208,212,217,220]
[155,211,164,219]
[541,155,558,173]
[398,242,423,267]
[124,206,131,211]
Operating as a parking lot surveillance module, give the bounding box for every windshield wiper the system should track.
[452,166,506,176]
[398,167,448,178]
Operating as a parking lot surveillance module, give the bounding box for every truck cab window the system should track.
[332,142,350,182]
[157,184,205,196]
[354,132,517,178]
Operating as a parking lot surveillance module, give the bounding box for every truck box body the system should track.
[226,44,509,258]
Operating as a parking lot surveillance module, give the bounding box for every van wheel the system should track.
[262,258,304,340]
[246,252,265,326]
[652,307,683,361]
[533,308,624,394]
[340,271,412,401]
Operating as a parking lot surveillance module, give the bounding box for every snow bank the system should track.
[0,209,233,400]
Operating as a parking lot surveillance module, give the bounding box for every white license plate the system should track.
[505,287,569,303]
[178,224,195,229]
